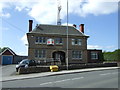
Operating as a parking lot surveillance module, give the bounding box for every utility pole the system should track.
[66,0,69,70]
[57,0,62,25]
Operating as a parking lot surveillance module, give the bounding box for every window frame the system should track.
[56,38,63,45]
[78,39,82,46]
[91,52,98,60]
[35,37,39,44]
[72,38,82,46]
[72,51,82,59]
[35,49,46,59]
[35,37,46,44]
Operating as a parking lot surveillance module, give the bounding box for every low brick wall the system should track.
[18,63,118,74]
[117,62,120,67]
[18,66,50,74]
[59,63,118,70]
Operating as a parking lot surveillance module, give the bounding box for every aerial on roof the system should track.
[28,24,88,37]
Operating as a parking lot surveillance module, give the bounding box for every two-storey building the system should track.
[27,20,89,64]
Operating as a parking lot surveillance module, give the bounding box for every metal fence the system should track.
[36,58,61,65]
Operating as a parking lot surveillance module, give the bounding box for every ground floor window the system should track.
[72,51,82,59]
[35,49,46,58]
[91,52,98,59]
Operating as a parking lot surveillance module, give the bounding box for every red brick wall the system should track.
[87,50,103,63]
[2,50,13,55]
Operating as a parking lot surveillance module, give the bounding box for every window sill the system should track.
[35,57,46,59]
[72,58,82,60]
[55,44,63,46]
[72,44,82,46]
[35,43,46,45]
[91,58,99,60]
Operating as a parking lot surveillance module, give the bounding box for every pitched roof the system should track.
[29,24,89,37]
[0,48,16,55]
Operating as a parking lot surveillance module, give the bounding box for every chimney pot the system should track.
[79,24,84,33]
[29,20,33,32]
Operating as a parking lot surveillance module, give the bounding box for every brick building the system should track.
[27,20,103,65]
[87,49,103,63]
[0,48,27,65]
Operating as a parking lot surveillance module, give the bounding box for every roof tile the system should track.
[29,24,88,37]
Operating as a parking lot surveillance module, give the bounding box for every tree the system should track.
[0,47,9,53]
[0,47,2,53]
[103,49,120,61]
[1,47,9,52]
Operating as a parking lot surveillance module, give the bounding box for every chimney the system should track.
[73,24,77,28]
[29,20,33,32]
[79,24,84,33]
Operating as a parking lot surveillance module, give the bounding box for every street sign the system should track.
[47,38,54,45]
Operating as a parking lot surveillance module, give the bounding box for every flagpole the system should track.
[66,0,69,70]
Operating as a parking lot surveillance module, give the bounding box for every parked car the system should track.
[16,59,36,72]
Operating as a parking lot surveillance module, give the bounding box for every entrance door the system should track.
[52,51,65,64]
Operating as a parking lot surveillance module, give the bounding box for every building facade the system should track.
[87,49,103,63]
[0,48,28,65]
[27,20,89,64]
[0,48,15,65]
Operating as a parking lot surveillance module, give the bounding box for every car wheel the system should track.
[16,68,18,72]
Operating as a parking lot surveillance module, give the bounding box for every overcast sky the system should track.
[0,0,119,55]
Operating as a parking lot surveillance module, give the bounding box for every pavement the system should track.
[1,66,119,82]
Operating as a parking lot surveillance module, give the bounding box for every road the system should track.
[2,69,119,88]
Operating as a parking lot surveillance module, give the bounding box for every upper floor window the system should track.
[35,37,46,44]
[72,39,82,45]
[91,52,98,59]
[72,51,82,59]
[56,38,63,45]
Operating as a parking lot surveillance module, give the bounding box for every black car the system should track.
[16,59,36,72]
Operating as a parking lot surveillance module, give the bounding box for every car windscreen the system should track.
[20,60,29,64]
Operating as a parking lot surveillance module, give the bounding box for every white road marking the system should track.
[100,72,118,76]
[40,82,53,85]
[71,77,84,80]
[54,79,71,83]
[40,77,84,86]
[100,73,111,76]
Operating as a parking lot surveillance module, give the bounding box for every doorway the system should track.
[52,51,65,64]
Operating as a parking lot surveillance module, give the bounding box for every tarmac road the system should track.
[2,68,119,88]
[2,65,16,77]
